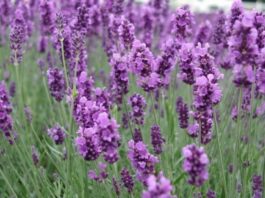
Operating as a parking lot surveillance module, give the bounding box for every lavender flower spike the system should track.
[182,144,209,187]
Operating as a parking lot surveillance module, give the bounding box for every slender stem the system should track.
[214,111,227,197]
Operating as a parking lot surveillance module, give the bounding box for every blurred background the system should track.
[167,0,265,12]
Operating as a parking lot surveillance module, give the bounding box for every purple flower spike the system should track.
[142,172,174,198]
[47,67,66,102]
[182,144,209,187]
[0,82,15,144]
[128,93,146,126]
[151,125,165,155]
[252,175,263,198]
[10,8,27,65]
[121,168,134,193]
[128,140,158,184]
[47,124,66,145]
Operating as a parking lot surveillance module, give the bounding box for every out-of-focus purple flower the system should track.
[121,168,134,193]
[40,0,55,36]
[187,123,199,138]
[156,38,178,87]
[88,162,108,182]
[112,177,120,196]
[206,189,216,198]
[133,128,143,143]
[231,106,238,120]
[10,8,27,65]
[94,87,111,111]
[53,13,72,64]
[182,144,209,187]
[140,5,154,48]
[128,93,146,125]
[128,140,158,184]
[110,53,129,105]
[118,16,135,50]
[24,106,32,123]
[130,40,159,91]
[142,172,174,198]
[32,145,40,166]
[252,175,263,198]
[47,124,66,145]
[171,5,193,40]
[229,12,258,88]
[178,43,195,85]
[47,67,66,102]
[9,81,16,98]
[176,98,189,129]
[70,30,88,78]
[0,0,11,45]
[0,82,14,144]
[122,113,130,129]
[212,11,227,46]
[227,0,244,36]
[195,21,212,46]
[151,125,165,155]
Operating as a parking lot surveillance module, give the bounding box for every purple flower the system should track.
[75,126,101,161]
[130,40,159,91]
[252,175,263,198]
[176,98,189,129]
[171,5,193,40]
[118,16,135,50]
[9,81,16,97]
[40,0,55,36]
[151,125,165,155]
[195,21,212,46]
[178,43,195,85]
[182,144,209,187]
[156,38,178,87]
[88,162,108,182]
[142,172,174,198]
[112,177,120,196]
[121,168,134,193]
[128,140,159,184]
[24,106,32,123]
[110,53,129,105]
[47,67,66,102]
[0,82,14,144]
[10,8,27,65]
[133,128,143,143]
[47,124,66,145]
[32,145,40,166]
[128,93,146,125]
[206,189,216,198]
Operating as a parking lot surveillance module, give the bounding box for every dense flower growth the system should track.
[0,0,264,197]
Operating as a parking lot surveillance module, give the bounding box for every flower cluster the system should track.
[0,82,14,144]
[178,43,195,85]
[10,9,27,65]
[121,168,134,193]
[252,175,263,198]
[110,53,129,105]
[128,140,158,184]
[182,144,209,187]
[47,67,66,102]
[130,40,159,91]
[142,172,174,198]
[47,124,66,145]
[151,125,165,155]
[176,98,189,129]
[128,93,147,125]
[171,5,193,40]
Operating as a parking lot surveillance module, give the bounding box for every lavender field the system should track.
[0,0,264,197]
